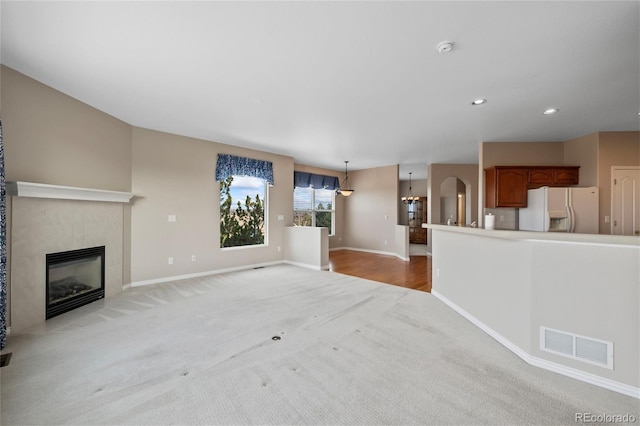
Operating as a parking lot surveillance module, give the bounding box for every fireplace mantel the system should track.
[6,181,134,203]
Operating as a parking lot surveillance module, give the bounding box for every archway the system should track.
[440,177,468,225]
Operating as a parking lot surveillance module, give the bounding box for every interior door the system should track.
[612,167,640,236]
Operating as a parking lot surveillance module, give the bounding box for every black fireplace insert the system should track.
[46,246,105,319]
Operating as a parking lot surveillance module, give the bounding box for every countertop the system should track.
[422,223,640,247]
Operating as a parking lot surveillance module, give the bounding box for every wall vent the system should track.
[540,327,613,369]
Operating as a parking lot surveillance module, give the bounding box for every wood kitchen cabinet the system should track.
[485,167,528,208]
[485,166,580,208]
[527,166,579,187]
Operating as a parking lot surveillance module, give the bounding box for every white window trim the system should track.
[220,176,269,249]
[294,187,335,236]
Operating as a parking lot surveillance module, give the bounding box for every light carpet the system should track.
[1,265,637,425]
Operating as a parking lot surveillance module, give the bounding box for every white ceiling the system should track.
[1,1,638,180]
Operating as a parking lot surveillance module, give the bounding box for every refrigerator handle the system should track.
[566,188,574,233]
[567,205,575,233]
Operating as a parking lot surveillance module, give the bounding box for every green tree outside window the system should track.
[220,175,265,247]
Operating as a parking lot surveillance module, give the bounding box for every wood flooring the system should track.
[329,249,432,293]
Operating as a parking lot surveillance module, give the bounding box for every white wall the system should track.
[430,225,640,397]
[432,229,532,351]
[284,226,329,270]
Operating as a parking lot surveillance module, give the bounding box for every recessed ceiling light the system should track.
[543,108,559,115]
[437,41,454,53]
[471,99,487,106]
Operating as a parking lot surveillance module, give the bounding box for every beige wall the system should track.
[294,164,344,249]
[426,163,479,253]
[564,133,598,187]
[343,165,400,254]
[1,66,132,191]
[481,141,565,169]
[597,131,640,234]
[130,127,293,283]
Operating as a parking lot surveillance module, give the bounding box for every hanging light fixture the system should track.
[402,172,418,204]
[338,160,354,197]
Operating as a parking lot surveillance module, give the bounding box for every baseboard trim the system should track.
[128,261,285,288]
[332,247,409,261]
[283,260,330,271]
[431,290,640,399]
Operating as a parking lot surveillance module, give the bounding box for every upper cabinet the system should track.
[527,167,579,187]
[485,167,528,208]
[485,166,580,208]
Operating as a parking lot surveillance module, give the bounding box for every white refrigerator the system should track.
[519,186,599,233]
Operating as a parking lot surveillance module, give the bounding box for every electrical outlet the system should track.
[499,215,504,222]
[384,240,388,245]
[191,255,196,262]
[605,216,610,224]
[277,246,281,252]
[168,257,174,265]
[436,268,440,277]
[168,215,176,223]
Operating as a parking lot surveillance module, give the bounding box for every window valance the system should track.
[216,154,274,186]
[294,171,340,190]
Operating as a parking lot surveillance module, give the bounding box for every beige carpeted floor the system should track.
[1,265,637,425]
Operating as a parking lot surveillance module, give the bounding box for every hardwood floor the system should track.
[329,249,432,293]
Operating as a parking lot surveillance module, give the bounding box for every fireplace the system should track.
[46,246,105,319]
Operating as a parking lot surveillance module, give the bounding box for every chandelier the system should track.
[337,160,354,197]
[402,172,418,204]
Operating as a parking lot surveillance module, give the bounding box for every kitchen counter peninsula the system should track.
[423,223,639,399]
[422,223,639,246]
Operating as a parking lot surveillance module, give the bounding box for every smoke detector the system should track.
[437,41,454,53]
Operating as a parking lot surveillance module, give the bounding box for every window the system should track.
[293,186,335,235]
[220,175,267,248]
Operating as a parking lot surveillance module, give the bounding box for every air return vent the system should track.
[540,327,613,369]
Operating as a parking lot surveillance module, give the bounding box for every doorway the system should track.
[612,166,640,235]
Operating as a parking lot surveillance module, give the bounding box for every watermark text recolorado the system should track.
[575,413,637,423]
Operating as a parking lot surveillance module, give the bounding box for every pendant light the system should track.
[402,172,418,204]
[338,160,354,197]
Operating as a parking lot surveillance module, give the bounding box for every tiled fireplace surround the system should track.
[9,184,132,332]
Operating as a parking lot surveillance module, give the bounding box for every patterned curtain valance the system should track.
[294,171,340,191]
[216,154,274,186]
